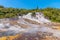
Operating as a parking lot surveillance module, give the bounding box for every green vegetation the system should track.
[0,6,60,22]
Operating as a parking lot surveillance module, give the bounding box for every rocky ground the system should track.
[0,18,60,40]
[0,12,60,40]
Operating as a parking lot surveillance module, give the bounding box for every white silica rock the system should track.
[4,23,10,26]
[35,12,51,23]
[18,16,21,18]
[23,13,32,19]
[22,12,51,24]
[0,12,53,37]
[0,23,4,29]
[22,13,41,23]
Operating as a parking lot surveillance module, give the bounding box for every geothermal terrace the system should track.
[0,12,60,40]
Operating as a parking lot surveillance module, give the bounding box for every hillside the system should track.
[0,12,60,40]
[0,6,60,40]
[0,6,60,22]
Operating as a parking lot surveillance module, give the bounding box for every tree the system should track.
[0,5,4,8]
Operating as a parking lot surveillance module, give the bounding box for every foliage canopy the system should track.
[0,6,60,22]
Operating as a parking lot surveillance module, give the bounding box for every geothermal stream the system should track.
[0,12,60,38]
